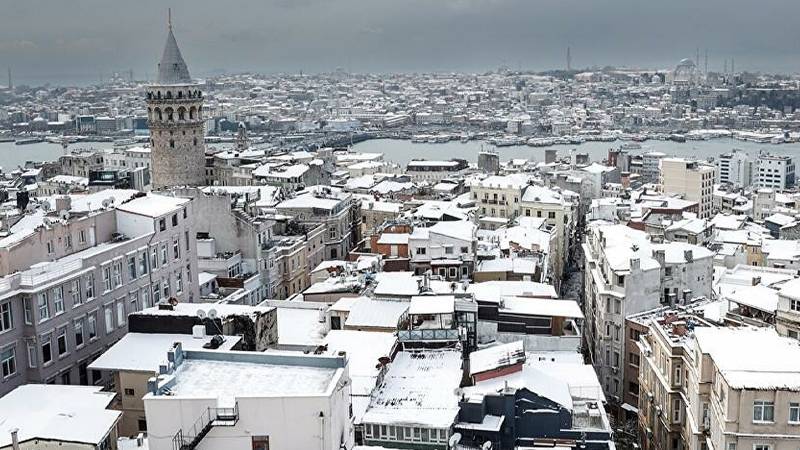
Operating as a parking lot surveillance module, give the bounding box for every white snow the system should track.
[0,385,121,447]
[470,341,525,375]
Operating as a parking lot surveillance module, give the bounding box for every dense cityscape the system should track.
[1,7,800,450]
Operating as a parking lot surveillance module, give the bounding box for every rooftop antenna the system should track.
[567,46,572,71]
[168,7,172,30]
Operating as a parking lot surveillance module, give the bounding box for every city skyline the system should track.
[3,0,800,86]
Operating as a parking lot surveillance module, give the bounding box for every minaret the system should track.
[235,122,249,152]
[145,10,206,188]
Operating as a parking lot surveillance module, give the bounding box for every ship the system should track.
[15,137,45,145]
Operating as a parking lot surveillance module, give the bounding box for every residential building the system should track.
[755,153,795,190]
[660,158,715,219]
[716,149,753,188]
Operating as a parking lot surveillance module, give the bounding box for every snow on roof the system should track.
[88,333,241,372]
[167,357,338,398]
[407,160,460,167]
[500,297,584,318]
[463,363,573,410]
[665,217,709,234]
[323,330,396,395]
[521,184,565,204]
[46,174,89,186]
[765,213,796,227]
[376,233,409,245]
[470,341,525,375]
[344,297,409,329]
[409,295,455,315]
[329,295,362,312]
[710,213,745,230]
[427,220,476,242]
[467,281,558,303]
[373,272,422,297]
[0,385,121,447]
[116,193,189,218]
[136,302,273,320]
[723,284,779,313]
[276,193,341,210]
[253,163,310,179]
[52,189,140,214]
[371,180,414,194]
[694,327,800,390]
[198,271,216,286]
[276,306,328,347]
[471,173,530,190]
[363,350,462,428]
[477,258,537,275]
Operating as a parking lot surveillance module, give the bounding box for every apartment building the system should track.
[405,159,469,182]
[776,277,800,340]
[519,184,576,281]
[755,154,795,190]
[276,185,360,260]
[408,220,477,280]
[583,224,713,404]
[0,192,198,397]
[716,150,753,188]
[684,328,800,450]
[469,173,530,226]
[660,158,715,219]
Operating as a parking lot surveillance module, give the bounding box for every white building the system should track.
[716,149,753,188]
[144,345,353,450]
[661,158,715,219]
[755,153,795,190]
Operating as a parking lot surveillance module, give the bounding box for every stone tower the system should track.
[145,13,205,188]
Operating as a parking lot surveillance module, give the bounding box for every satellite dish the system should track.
[101,198,112,208]
[482,442,493,450]
[59,210,70,221]
[448,433,462,448]
[207,309,218,320]
[41,200,51,211]
[196,309,207,319]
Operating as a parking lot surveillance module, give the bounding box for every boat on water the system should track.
[15,137,45,145]
[668,134,687,143]
[0,137,14,143]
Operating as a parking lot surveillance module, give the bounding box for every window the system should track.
[629,353,640,368]
[26,341,37,368]
[791,299,800,312]
[65,234,72,249]
[444,246,453,254]
[71,279,82,306]
[0,302,12,332]
[102,266,112,291]
[754,445,771,450]
[74,318,85,348]
[41,334,52,364]
[416,248,426,255]
[252,436,270,450]
[159,219,166,231]
[112,262,123,287]
[673,364,682,385]
[104,305,114,334]
[138,252,149,275]
[116,302,126,327]
[548,211,556,219]
[160,244,168,266]
[87,312,97,340]
[672,397,682,423]
[53,286,65,315]
[141,287,152,309]
[57,328,68,356]
[789,402,800,423]
[173,238,180,259]
[37,292,50,321]
[150,246,159,269]
[753,400,775,422]
[46,240,54,254]
[124,388,135,396]
[23,298,32,324]
[1,345,15,378]
[79,229,87,244]
[163,279,170,298]
[172,214,178,226]
[129,292,139,313]
[85,273,95,300]
[176,271,183,294]
[128,256,137,279]
[153,282,161,304]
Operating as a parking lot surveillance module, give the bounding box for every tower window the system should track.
[169,140,175,149]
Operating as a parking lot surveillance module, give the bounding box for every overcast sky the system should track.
[3,0,800,85]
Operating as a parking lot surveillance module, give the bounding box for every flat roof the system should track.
[409,295,455,315]
[116,193,189,218]
[0,385,120,447]
[166,358,338,398]
[500,297,584,318]
[89,332,241,372]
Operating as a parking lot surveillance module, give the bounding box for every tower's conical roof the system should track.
[157,20,191,85]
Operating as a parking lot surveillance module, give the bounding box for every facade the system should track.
[755,154,795,190]
[470,174,529,226]
[144,346,353,450]
[145,20,206,188]
[0,192,197,397]
[660,158,715,219]
[583,224,713,404]
[405,159,469,182]
[716,149,753,188]
[519,184,576,281]
[408,220,477,280]
[776,278,800,340]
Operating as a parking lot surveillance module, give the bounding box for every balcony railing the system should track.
[398,328,460,342]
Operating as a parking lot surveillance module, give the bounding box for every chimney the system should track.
[621,172,630,189]
[672,321,687,337]
[630,258,640,270]
[654,249,666,267]
[684,250,693,262]
[11,428,19,450]
[752,276,761,286]
[55,195,72,213]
